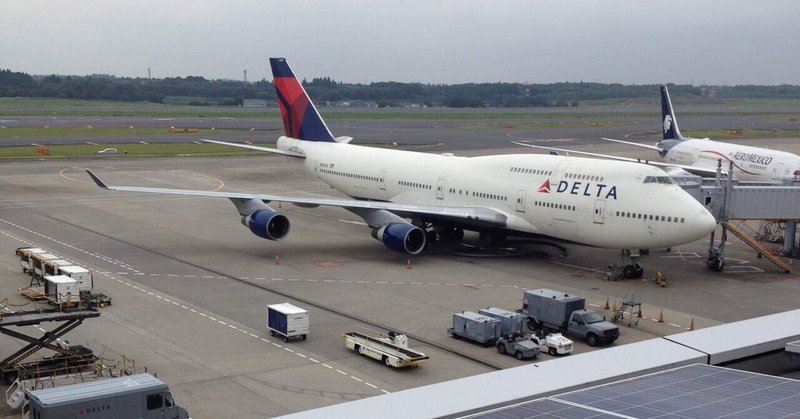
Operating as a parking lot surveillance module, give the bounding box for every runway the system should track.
[1,124,799,417]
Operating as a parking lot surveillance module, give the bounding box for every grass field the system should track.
[0,142,276,159]
[2,97,799,120]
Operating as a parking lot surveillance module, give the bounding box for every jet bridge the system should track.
[681,161,800,272]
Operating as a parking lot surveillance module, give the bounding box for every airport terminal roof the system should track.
[472,364,800,419]
[281,309,800,419]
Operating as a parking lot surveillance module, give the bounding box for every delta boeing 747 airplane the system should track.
[87,58,716,278]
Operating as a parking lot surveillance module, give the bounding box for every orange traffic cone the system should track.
[406,258,413,269]
[274,255,280,265]
[604,297,610,310]
[658,309,664,323]
[689,318,695,331]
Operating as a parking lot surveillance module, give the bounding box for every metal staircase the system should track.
[723,221,792,273]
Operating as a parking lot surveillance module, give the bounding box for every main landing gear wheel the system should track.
[622,264,644,279]
[708,257,725,272]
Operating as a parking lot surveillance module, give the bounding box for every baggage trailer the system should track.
[267,303,308,342]
[16,247,46,274]
[343,331,429,368]
[447,311,501,345]
[24,373,189,419]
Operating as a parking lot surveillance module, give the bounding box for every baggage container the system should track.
[43,275,79,305]
[479,307,526,336]
[448,311,501,345]
[57,265,93,292]
[267,303,308,342]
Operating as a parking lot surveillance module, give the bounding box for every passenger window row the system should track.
[616,211,685,223]
[398,180,431,190]
[510,167,552,176]
[321,168,381,182]
[534,200,576,211]
[565,173,604,182]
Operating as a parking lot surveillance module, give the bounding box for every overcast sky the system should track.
[2,1,799,85]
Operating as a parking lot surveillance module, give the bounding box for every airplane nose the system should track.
[693,209,717,237]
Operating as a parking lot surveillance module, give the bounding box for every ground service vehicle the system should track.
[521,288,619,346]
[530,332,574,355]
[495,334,540,360]
[448,311,502,345]
[24,373,188,419]
[267,303,309,342]
[343,331,429,368]
[478,307,526,336]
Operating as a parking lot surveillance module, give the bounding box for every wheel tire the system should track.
[354,344,361,354]
[269,330,275,336]
[549,347,557,356]
[634,266,644,279]
[283,336,289,343]
[715,258,725,272]
[384,356,392,368]
[497,344,506,354]
[586,333,598,347]
[622,265,637,279]
[515,351,524,360]
[302,334,307,341]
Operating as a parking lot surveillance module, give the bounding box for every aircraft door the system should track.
[593,199,606,224]
[379,170,387,191]
[772,162,785,181]
[436,178,446,200]
[516,190,526,213]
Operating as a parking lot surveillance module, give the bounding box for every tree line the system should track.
[1,69,798,108]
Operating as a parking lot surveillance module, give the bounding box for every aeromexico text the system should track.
[731,151,773,166]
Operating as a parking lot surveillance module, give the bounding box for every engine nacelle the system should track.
[242,210,290,241]
[372,223,426,255]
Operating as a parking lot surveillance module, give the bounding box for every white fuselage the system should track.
[665,139,800,182]
[279,137,716,249]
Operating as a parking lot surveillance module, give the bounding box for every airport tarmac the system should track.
[1,131,799,417]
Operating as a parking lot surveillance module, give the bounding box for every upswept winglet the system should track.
[270,58,335,142]
[85,169,109,189]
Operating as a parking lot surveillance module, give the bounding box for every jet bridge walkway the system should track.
[680,164,800,273]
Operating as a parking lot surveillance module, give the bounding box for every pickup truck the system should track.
[521,288,619,346]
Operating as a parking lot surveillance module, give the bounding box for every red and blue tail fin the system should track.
[270,58,335,142]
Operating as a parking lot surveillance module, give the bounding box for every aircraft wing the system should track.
[203,139,306,158]
[600,137,663,151]
[86,169,508,227]
[510,141,723,177]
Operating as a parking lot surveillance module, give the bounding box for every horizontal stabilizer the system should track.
[202,139,305,157]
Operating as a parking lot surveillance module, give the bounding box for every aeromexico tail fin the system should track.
[270,58,335,142]
[660,84,684,141]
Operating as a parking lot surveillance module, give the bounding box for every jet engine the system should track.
[242,210,290,240]
[371,223,426,255]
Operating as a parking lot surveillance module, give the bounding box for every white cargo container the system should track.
[57,265,93,292]
[33,254,61,278]
[43,259,73,276]
[43,275,79,304]
[267,303,309,342]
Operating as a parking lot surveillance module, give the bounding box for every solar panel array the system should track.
[474,364,800,419]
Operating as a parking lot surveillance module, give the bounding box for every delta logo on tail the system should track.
[538,178,618,199]
[269,58,334,142]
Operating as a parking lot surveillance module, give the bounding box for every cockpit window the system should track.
[644,176,675,185]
